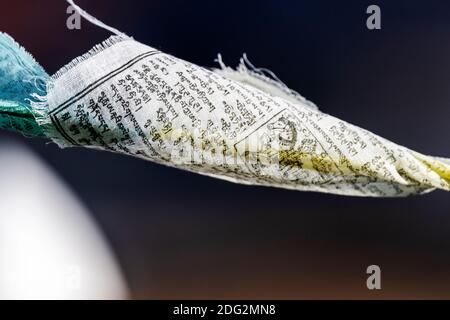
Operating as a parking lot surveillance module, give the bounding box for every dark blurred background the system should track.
[3,0,450,299]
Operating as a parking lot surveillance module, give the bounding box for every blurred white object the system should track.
[0,141,128,299]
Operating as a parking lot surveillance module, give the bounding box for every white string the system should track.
[66,0,129,39]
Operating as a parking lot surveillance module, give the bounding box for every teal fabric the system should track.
[0,32,50,137]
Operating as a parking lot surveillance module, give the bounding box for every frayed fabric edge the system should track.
[0,32,53,138]
[0,32,47,76]
[30,35,130,145]
[214,53,318,111]
[2,1,131,142]
[51,35,131,80]
[44,35,132,147]
[29,85,61,143]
